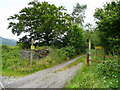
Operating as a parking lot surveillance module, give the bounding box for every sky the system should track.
[0,0,111,41]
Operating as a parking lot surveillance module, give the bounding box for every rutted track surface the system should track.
[3,55,85,88]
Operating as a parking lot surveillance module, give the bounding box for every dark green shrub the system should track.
[59,46,76,58]
[2,45,11,51]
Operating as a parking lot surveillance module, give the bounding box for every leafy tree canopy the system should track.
[68,24,86,53]
[7,1,72,48]
[52,23,86,51]
[94,0,120,54]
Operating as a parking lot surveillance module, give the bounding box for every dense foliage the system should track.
[65,50,119,88]
[3,1,119,88]
[67,24,86,53]
[7,1,86,56]
[90,29,101,47]
[94,0,120,54]
[65,1,119,88]
[7,1,72,48]
[1,45,77,76]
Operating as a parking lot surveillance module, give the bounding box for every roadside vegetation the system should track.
[65,50,119,88]
[1,45,85,76]
[2,1,87,76]
[65,0,120,88]
[1,0,119,88]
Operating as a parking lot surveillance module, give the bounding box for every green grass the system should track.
[1,45,84,77]
[65,61,102,88]
[1,68,27,76]
[65,50,119,88]
[1,47,65,76]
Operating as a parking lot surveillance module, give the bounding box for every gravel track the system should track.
[2,55,85,88]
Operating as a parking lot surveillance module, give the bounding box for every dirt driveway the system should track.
[2,55,85,88]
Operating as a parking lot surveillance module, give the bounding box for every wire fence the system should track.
[86,48,120,73]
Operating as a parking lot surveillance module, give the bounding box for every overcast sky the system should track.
[0,0,111,40]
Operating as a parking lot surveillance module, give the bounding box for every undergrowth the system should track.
[1,45,83,76]
[65,49,119,88]
[1,45,66,76]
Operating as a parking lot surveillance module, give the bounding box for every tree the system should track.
[88,28,101,48]
[68,24,86,53]
[94,0,120,54]
[7,1,72,48]
[52,24,86,51]
[71,3,87,26]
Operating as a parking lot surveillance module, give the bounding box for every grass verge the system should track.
[64,52,119,88]
[1,45,85,77]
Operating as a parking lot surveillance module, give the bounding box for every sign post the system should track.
[30,38,34,65]
[95,46,102,49]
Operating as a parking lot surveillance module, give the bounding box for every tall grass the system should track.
[1,45,64,76]
[1,45,81,76]
[65,49,119,88]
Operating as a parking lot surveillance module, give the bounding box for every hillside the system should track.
[0,36,17,46]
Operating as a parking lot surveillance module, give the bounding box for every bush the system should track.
[65,52,119,88]
[35,46,48,50]
[59,46,76,58]
[2,45,11,51]
[95,53,119,88]
[2,46,70,76]
[10,46,22,49]
[97,58,118,78]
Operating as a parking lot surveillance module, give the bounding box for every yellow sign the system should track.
[31,45,35,49]
[95,46,102,49]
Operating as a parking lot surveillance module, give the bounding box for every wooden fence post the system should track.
[86,39,91,66]
[86,54,89,66]
[88,39,91,65]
